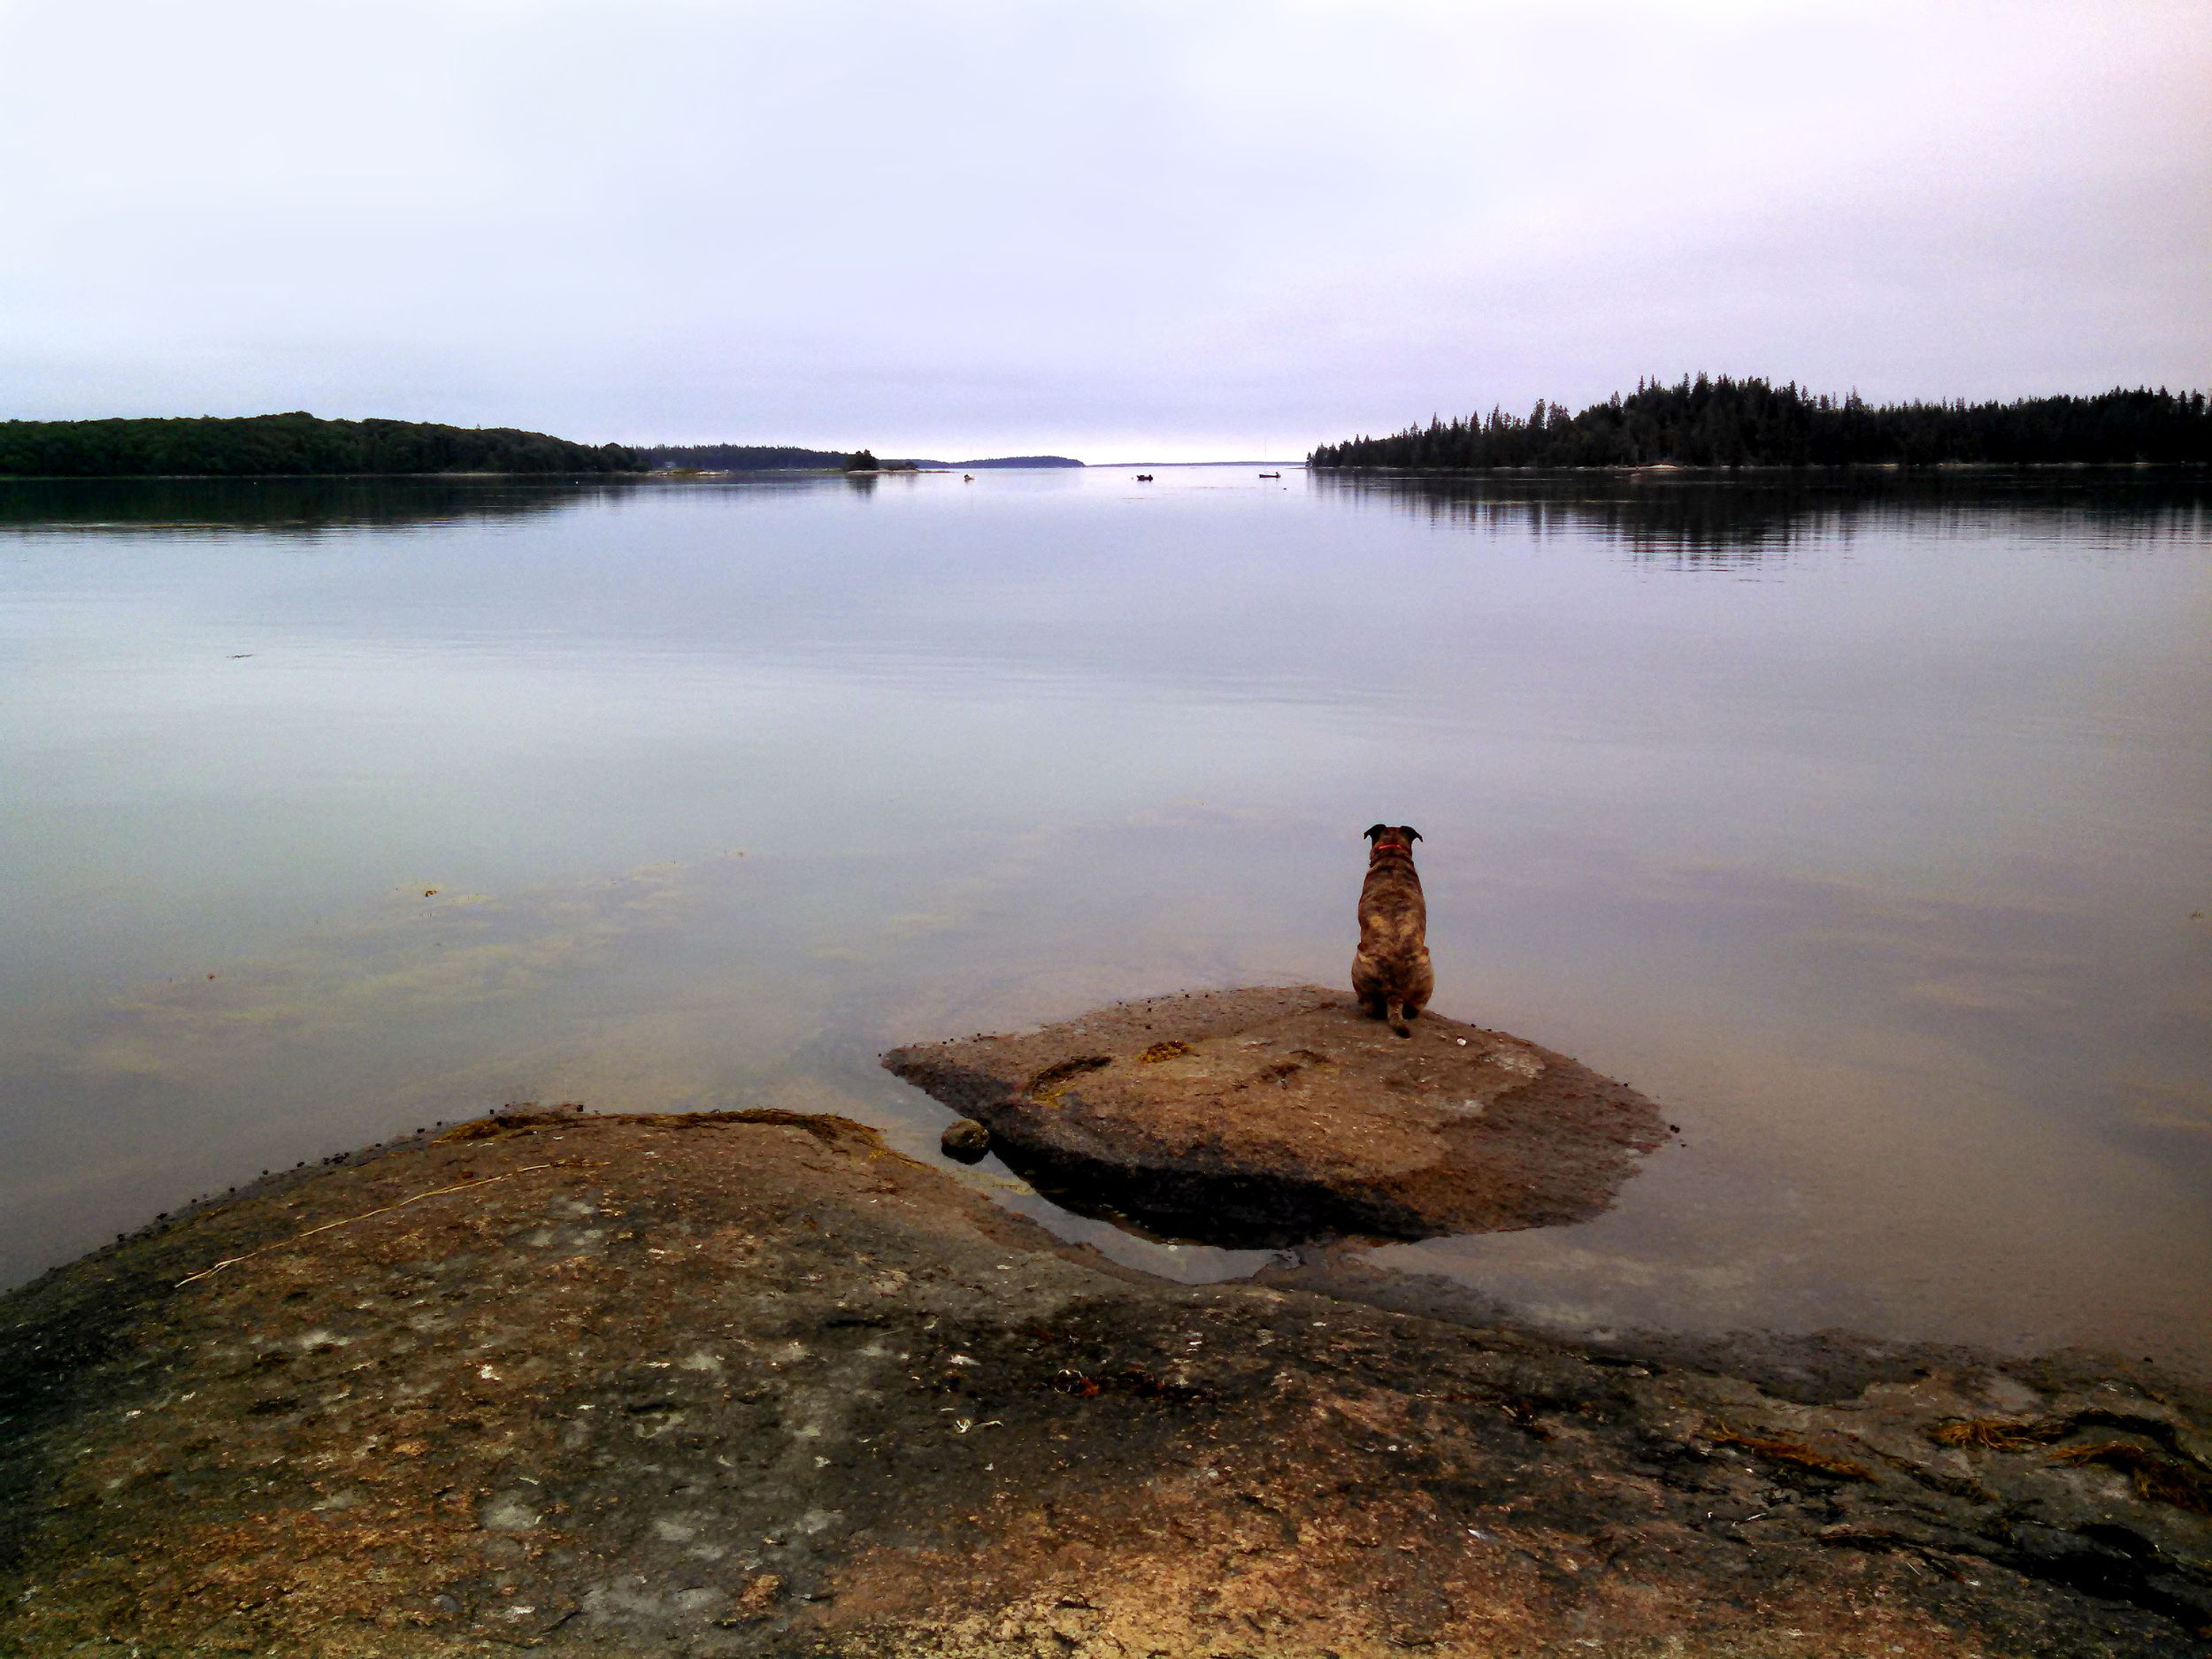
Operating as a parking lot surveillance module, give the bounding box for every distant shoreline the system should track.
[0,413,638,479]
[3,460,2203,482]
[1310,379,2211,470]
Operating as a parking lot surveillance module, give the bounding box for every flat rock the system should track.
[883,985,1670,1247]
[2,1108,2206,1656]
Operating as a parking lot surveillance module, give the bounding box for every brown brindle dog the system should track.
[1353,824,1433,1033]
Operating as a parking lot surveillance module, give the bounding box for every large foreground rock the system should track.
[883,986,1669,1247]
[3,1108,2208,1656]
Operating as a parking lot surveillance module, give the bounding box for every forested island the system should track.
[636,443,1083,471]
[0,414,638,477]
[0,421,1087,479]
[1310,379,2212,470]
[638,443,856,471]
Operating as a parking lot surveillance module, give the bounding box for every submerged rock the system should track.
[1,1108,2205,1656]
[884,985,1669,1248]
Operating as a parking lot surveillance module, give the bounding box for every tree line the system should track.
[0,414,638,477]
[634,443,858,471]
[637,444,917,472]
[1309,378,2212,470]
[634,444,1085,471]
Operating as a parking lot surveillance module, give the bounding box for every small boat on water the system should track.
[1258,471,1281,478]
[1134,473,1154,481]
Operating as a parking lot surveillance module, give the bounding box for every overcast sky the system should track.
[2,0,2206,460]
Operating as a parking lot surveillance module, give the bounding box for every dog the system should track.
[1352,825,1432,1033]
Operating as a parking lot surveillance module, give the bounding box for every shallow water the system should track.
[2,467,2207,1368]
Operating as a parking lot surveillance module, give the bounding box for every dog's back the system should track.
[1352,824,1433,1026]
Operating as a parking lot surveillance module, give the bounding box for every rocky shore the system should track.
[3,1102,2208,1656]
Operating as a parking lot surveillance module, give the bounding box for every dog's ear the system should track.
[1363,824,1388,841]
[1404,827,1423,842]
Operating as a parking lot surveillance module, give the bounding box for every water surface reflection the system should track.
[0,469,2205,1372]
[0,475,649,536]
[1315,467,2211,559]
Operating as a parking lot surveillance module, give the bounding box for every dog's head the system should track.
[1363,824,1422,856]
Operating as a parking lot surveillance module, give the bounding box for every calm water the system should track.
[3,467,2207,1370]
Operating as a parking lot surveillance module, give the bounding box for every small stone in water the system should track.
[940,1119,991,1164]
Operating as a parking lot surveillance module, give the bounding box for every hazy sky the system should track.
[2,0,2206,460]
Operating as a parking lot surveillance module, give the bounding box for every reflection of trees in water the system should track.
[0,472,947,538]
[1312,471,2212,562]
[0,476,642,537]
